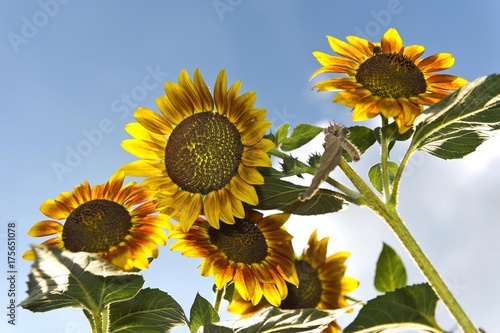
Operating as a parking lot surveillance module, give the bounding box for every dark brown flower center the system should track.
[355,53,427,98]
[280,259,322,309]
[207,218,268,265]
[62,199,132,253]
[165,112,244,195]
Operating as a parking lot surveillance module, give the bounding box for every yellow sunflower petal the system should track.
[215,266,235,289]
[218,188,236,225]
[121,160,164,177]
[204,191,221,229]
[345,35,373,57]
[417,53,455,72]
[121,139,164,160]
[179,193,203,232]
[229,177,259,206]
[238,165,264,185]
[381,28,404,54]
[214,69,228,114]
[164,81,195,119]
[403,44,425,61]
[242,146,272,167]
[22,250,35,260]
[261,283,282,307]
[425,74,468,90]
[27,220,64,237]
[352,97,380,120]
[178,69,204,112]
[377,98,402,119]
[193,68,214,112]
[241,120,273,146]
[156,95,185,125]
[234,265,257,301]
[327,35,365,63]
[40,199,72,220]
[333,89,369,108]
[134,107,173,135]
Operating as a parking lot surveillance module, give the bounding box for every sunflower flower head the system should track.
[121,69,274,232]
[311,27,467,133]
[168,209,299,306]
[23,170,170,271]
[228,229,359,333]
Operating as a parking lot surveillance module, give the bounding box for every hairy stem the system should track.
[380,117,392,203]
[338,159,478,333]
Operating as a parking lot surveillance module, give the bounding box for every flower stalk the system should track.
[338,159,477,333]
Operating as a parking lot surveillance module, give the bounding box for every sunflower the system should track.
[168,209,299,306]
[23,170,170,271]
[311,27,467,133]
[121,69,274,232]
[228,229,359,333]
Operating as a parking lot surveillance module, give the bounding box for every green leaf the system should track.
[20,246,143,313]
[256,166,285,178]
[374,243,407,292]
[343,126,377,161]
[344,284,444,333]
[110,288,188,333]
[201,307,354,333]
[189,293,220,333]
[256,177,346,215]
[412,74,500,159]
[368,162,398,194]
[221,282,235,304]
[280,124,323,151]
[275,123,290,144]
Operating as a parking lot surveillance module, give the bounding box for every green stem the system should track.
[338,159,477,333]
[214,287,224,313]
[390,144,415,207]
[379,117,391,204]
[102,305,110,333]
[92,310,103,333]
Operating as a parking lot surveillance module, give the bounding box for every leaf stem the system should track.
[390,144,415,206]
[338,159,478,333]
[214,287,224,313]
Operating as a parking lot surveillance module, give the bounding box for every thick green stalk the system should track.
[379,117,392,203]
[338,159,478,333]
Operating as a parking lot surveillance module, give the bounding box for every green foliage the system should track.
[21,246,144,313]
[110,288,187,333]
[21,246,187,333]
[368,162,398,194]
[412,74,500,159]
[374,243,407,292]
[189,294,220,333]
[200,307,353,333]
[256,177,345,214]
[344,284,443,333]
[343,125,377,161]
[276,123,323,151]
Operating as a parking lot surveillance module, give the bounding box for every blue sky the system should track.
[2,1,500,332]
